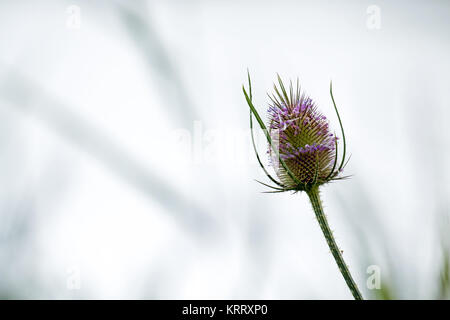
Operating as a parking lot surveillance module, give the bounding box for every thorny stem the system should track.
[307,186,364,300]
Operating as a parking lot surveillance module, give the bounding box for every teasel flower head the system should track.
[243,72,350,193]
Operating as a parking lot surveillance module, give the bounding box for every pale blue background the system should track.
[0,0,449,299]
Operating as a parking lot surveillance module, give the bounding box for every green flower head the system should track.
[243,72,350,193]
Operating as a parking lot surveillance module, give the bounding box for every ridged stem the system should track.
[307,187,363,300]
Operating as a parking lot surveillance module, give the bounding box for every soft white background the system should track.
[0,0,449,299]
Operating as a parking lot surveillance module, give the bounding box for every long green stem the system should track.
[307,187,363,300]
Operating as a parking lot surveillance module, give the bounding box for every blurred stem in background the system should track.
[0,70,218,243]
[438,246,450,299]
[437,211,450,300]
